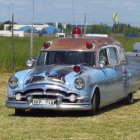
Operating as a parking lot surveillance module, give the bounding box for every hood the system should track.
[25,65,77,84]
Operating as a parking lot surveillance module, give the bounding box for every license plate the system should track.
[32,99,55,106]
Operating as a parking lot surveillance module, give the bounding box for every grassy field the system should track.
[0,73,140,140]
[0,36,56,72]
[0,36,140,139]
[0,36,140,72]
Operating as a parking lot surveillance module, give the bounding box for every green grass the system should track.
[115,36,140,51]
[0,36,56,72]
[0,36,140,139]
[0,74,140,140]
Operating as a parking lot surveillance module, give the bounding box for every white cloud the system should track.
[107,0,137,11]
[123,1,136,10]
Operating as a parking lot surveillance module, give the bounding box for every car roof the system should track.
[45,36,121,51]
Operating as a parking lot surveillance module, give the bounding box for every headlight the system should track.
[9,76,18,89]
[74,77,85,90]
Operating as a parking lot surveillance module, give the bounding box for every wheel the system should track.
[124,93,134,104]
[15,109,25,116]
[88,93,99,115]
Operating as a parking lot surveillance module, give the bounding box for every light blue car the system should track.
[6,28,140,115]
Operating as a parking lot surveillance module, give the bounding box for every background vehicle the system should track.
[126,42,140,57]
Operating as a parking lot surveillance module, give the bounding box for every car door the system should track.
[107,46,124,100]
[99,46,124,105]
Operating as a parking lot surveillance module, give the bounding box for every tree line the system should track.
[64,23,140,36]
[1,22,140,36]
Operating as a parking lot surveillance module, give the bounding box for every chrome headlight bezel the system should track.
[74,77,85,90]
[8,76,18,89]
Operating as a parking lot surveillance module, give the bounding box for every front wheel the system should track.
[88,93,99,115]
[124,93,134,104]
[15,109,25,116]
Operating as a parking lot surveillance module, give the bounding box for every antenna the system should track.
[72,0,76,26]
[30,0,34,58]
[11,1,14,70]
[83,13,87,36]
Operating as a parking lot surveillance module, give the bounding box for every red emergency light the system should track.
[43,41,50,49]
[86,41,93,49]
[72,27,82,38]
[73,65,81,73]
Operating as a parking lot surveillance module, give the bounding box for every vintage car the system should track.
[6,27,140,115]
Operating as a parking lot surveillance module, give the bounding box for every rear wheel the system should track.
[124,93,134,104]
[15,109,25,116]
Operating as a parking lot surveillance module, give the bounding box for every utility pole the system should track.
[11,5,14,70]
[83,13,87,36]
[30,0,34,58]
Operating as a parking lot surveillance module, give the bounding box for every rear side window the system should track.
[118,47,127,63]
[108,47,119,65]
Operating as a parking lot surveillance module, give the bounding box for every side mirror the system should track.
[26,58,36,68]
[98,56,107,68]
[99,60,105,68]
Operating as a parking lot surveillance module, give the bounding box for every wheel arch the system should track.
[91,85,100,108]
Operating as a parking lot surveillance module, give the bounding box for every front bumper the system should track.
[6,100,92,111]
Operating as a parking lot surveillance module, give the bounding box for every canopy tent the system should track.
[19,26,38,32]
[41,26,58,34]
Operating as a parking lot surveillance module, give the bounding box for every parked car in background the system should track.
[6,27,140,115]
[133,42,140,56]
[126,42,140,57]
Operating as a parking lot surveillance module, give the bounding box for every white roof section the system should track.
[86,34,108,37]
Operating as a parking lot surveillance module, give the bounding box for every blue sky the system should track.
[0,0,140,26]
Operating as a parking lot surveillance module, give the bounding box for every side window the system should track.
[118,47,127,63]
[99,49,109,66]
[37,51,47,66]
[108,47,119,65]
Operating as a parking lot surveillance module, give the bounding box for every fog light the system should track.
[15,93,22,101]
[27,95,33,104]
[69,94,77,102]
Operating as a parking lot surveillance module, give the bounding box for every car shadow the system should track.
[95,98,140,116]
[9,98,140,118]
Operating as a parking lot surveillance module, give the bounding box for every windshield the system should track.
[133,49,140,53]
[37,51,95,66]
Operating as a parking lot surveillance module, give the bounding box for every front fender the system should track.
[8,69,33,97]
[90,85,99,102]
